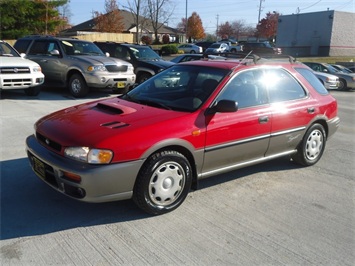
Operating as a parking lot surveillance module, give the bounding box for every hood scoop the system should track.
[94,102,136,115]
[101,121,129,129]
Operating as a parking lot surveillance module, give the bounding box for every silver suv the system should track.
[0,40,44,97]
[14,36,136,97]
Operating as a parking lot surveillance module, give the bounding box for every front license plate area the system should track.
[33,156,46,180]
[117,82,126,88]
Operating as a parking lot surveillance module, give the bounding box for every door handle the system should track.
[307,107,315,114]
[259,116,269,123]
[40,59,48,63]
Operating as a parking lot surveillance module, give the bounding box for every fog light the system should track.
[100,77,106,83]
[77,188,86,198]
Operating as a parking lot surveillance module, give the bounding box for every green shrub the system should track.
[161,44,178,55]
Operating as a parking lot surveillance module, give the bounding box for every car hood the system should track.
[0,56,40,67]
[138,59,175,69]
[35,97,189,148]
[70,55,132,66]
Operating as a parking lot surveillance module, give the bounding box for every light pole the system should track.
[185,0,188,42]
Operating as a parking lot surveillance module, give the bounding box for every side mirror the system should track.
[105,52,110,57]
[50,49,60,56]
[205,99,238,115]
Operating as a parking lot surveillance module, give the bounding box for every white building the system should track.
[276,10,355,57]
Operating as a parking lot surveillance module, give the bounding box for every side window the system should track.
[47,42,60,54]
[216,69,267,108]
[13,40,32,53]
[264,68,306,103]
[28,41,48,55]
[295,67,329,95]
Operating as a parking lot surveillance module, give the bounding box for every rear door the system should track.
[262,67,316,156]
[27,40,64,82]
[202,68,272,175]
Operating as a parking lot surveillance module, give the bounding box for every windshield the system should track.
[130,46,161,60]
[61,40,105,56]
[121,65,229,112]
[0,42,20,57]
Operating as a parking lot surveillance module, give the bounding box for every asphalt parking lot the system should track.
[1,87,354,265]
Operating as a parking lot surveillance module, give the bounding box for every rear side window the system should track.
[295,67,329,95]
[13,40,32,53]
[262,68,307,103]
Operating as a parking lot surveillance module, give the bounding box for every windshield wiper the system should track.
[137,99,172,110]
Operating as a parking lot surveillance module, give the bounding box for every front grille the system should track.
[106,65,128,72]
[0,67,31,74]
[36,132,62,152]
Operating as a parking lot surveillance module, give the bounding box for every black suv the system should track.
[242,41,282,55]
[94,42,175,84]
[14,36,136,97]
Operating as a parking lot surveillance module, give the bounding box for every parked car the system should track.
[313,71,339,90]
[26,58,339,215]
[242,41,282,55]
[204,43,229,54]
[330,64,353,74]
[177,44,203,54]
[0,40,44,96]
[170,54,225,63]
[95,42,175,84]
[194,41,214,52]
[218,39,243,53]
[303,62,355,90]
[14,36,136,97]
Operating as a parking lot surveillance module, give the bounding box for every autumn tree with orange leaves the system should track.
[256,11,280,41]
[187,12,205,42]
[94,0,125,33]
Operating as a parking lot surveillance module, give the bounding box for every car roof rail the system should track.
[257,54,297,63]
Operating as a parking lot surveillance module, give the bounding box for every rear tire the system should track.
[68,74,89,97]
[292,123,326,166]
[133,150,192,215]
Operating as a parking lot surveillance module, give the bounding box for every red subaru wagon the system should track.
[26,58,339,215]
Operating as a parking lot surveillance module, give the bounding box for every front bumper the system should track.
[26,134,144,203]
[85,72,136,89]
[0,73,44,90]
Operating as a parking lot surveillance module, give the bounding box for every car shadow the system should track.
[0,158,149,240]
[0,156,302,240]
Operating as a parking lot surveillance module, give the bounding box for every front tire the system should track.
[338,79,347,90]
[292,123,326,166]
[68,74,89,97]
[133,150,192,215]
[137,73,152,84]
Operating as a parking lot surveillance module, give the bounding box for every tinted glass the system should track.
[295,67,329,95]
[122,65,228,112]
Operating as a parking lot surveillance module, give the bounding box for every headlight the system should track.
[64,147,113,164]
[87,65,107,72]
[33,66,42,72]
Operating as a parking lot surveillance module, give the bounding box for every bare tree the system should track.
[146,0,174,43]
[125,0,149,43]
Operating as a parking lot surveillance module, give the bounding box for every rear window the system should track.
[295,67,329,95]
